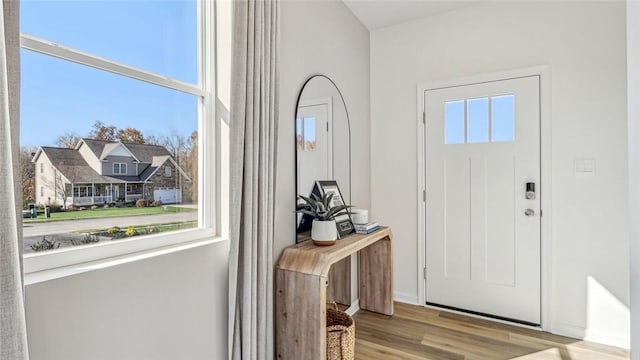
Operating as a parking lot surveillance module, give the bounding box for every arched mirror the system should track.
[295,74,352,305]
[295,74,351,243]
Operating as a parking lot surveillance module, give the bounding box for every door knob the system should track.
[524,209,535,217]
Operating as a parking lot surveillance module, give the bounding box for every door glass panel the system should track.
[296,118,303,151]
[445,100,465,144]
[467,97,489,143]
[303,117,316,151]
[491,95,515,142]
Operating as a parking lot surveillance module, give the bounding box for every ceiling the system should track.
[342,0,479,30]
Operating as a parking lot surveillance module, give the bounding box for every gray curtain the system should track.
[0,0,29,359]
[228,0,279,359]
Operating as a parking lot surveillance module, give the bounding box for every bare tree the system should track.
[42,170,71,209]
[20,147,36,208]
[189,131,198,202]
[56,132,81,149]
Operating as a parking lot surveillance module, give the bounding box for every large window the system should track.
[20,0,222,273]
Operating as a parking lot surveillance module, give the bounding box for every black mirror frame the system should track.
[294,74,352,243]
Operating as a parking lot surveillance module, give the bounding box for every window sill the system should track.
[25,232,227,286]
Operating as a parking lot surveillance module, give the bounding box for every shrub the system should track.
[79,207,87,211]
[103,203,110,209]
[125,226,138,237]
[152,200,163,207]
[107,226,121,235]
[71,234,100,246]
[30,236,61,252]
[135,199,147,208]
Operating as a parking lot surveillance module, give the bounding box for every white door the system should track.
[296,99,332,197]
[424,76,541,325]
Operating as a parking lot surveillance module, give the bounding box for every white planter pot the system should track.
[311,219,337,246]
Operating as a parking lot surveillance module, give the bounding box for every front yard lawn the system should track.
[23,205,195,223]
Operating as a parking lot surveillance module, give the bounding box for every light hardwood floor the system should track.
[352,302,629,360]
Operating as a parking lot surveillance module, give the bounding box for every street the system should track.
[23,210,198,252]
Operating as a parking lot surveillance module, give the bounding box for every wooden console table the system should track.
[275,227,393,360]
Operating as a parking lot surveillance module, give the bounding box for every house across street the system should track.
[32,138,193,208]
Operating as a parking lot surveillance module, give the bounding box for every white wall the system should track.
[25,241,229,360]
[275,0,370,258]
[371,1,629,347]
[628,1,639,358]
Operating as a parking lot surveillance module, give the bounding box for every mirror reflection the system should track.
[295,75,351,243]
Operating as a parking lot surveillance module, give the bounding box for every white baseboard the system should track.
[585,329,630,350]
[345,299,360,316]
[551,322,630,350]
[394,291,419,305]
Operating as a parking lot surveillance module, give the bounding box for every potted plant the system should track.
[296,192,352,246]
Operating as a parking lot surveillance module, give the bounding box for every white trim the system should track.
[416,66,552,332]
[101,142,141,162]
[113,162,127,175]
[20,34,206,97]
[344,299,360,316]
[25,237,227,285]
[21,0,219,274]
[394,291,420,305]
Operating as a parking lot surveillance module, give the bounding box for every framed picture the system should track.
[297,180,355,239]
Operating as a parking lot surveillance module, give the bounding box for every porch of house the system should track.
[67,183,147,207]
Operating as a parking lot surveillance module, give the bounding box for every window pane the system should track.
[445,100,465,144]
[303,117,317,151]
[21,49,199,253]
[492,95,515,142]
[20,0,198,84]
[467,97,489,143]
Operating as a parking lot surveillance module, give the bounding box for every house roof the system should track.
[37,147,116,184]
[35,140,190,185]
[124,142,172,163]
[79,138,171,164]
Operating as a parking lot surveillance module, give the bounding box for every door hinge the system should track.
[326,122,329,132]
[422,112,426,124]
[423,267,427,280]
[423,190,426,202]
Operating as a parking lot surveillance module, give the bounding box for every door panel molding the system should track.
[416,66,552,330]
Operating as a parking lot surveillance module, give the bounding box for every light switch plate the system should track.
[575,158,596,175]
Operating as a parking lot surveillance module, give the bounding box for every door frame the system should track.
[416,66,552,331]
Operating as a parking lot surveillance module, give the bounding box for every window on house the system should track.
[19,1,228,272]
[165,166,172,177]
[113,163,127,175]
[40,162,43,173]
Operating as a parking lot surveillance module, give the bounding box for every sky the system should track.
[19,0,198,149]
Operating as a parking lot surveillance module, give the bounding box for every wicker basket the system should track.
[326,303,355,360]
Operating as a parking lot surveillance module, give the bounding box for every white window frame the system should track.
[113,162,127,175]
[165,166,172,177]
[22,0,222,279]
